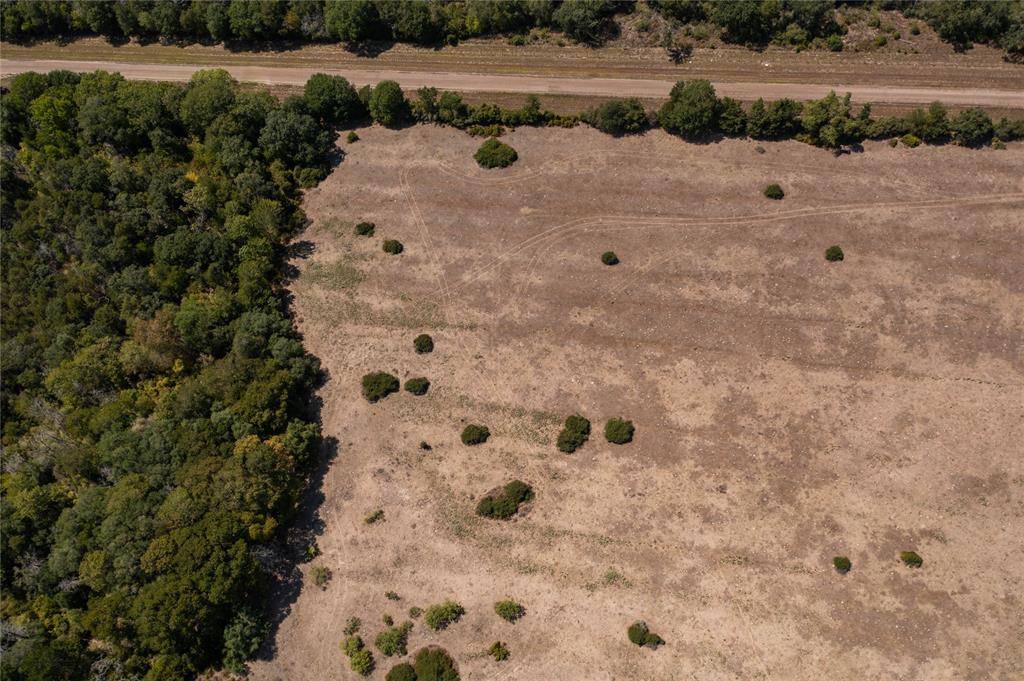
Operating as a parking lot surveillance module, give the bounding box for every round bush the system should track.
[476,480,533,520]
[763,183,785,200]
[362,372,399,403]
[461,424,490,445]
[900,551,923,568]
[354,221,375,236]
[347,131,360,143]
[833,556,852,573]
[474,138,518,169]
[350,648,375,676]
[386,663,417,681]
[423,601,465,631]
[825,245,844,262]
[494,599,525,623]
[413,646,460,681]
[405,377,430,396]
[627,621,664,649]
[369,80,407,127]
[601,251,620,266]
[375,622,412,657]
[604,418,634,444]
[900,133,921,147]
[414,333,434,354]
[383,239,404,255]
[556,414,591,453]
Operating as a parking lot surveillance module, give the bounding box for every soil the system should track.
[252,126,1024,681]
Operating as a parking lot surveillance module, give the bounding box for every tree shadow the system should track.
[345,40,398,58]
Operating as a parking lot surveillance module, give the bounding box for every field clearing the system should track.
[258,126,1024,680]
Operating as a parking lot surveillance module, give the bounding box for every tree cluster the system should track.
[0,67,341,680]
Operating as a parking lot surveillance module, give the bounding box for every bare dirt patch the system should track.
[254,126,1024,680]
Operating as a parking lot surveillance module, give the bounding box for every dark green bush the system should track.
[659,79,718,139]
[461,424,490,445]
[348,131,360,143]
[369,80,408,127]
[383,239,404,254]
[355,221,375,236]
[476,480,534,520]
[584,98,649,135]
[951,107,994,147]
[474,138,518,168]
[304,73,363,126]
[557,414,591,453]
[405,377,430,396]
[413,646,460,681]
[494,599,526,622]
[414,333,434,353]
[825,245,844,262]
[833,556,852,573]
[900,551,923,568]
[717,97,748,136]
[375,622,412,657]
[489,641,510,661]
[604,418,635,444]
[424,601,465,631]
[601,251,620,266]
[386,663,417,681]
[362,372,399,402]
[763,183,785,200]
[627,621,664,649]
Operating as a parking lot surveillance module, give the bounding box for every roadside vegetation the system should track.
[3,1,1021,62]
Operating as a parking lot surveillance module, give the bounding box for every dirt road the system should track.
[3,57,1023,108]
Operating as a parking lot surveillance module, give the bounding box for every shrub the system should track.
[369,80,407,127]
[763,183,785,200]
[343,634,364,657]
[414,333,434,353]
[311,565,332,589]
[825,245,844,262]
[385,591,401,601]
[350,648,375,676]
[476,480,534,520]
[833,556,852,573]
[601,251,619,266]
[627,621,664,649]
[355,221,375,236]
[348,131,360,143]
[951,107,994,147]
[899,133,921,147]
[900,551,923,568]
[413,646,460,681]
[584,98,649,135]
[344,617,361,636]
[409,606,423,619]
[826,34,843,51]
[424,600,465,631]
[383,614,394,626]
[405,377,430,396]
[375,622,412,657]
[365,509,385,524]
[383,239,404,255]
[494,599,525,622]
[659,79,718,139]
[474,138,518,168]
[386,663,417,681]
[717,97,748,136]
[556,414,591,453]
[489,641,510,661]
[461,424,490,445]
[604,418,635,444]
[362,372,399,402]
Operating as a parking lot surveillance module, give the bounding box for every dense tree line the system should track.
[0,67,357,679]
[582,80,1024,148]
[2,1,1021,59]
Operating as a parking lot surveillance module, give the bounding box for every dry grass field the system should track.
[253,126,1024,681]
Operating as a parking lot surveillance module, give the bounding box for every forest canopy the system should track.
[0,67,353,680]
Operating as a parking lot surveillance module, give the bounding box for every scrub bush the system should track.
[424,601,465,631]
[362,372,399,402]
[405,377,430,395]
[461,424,490,445]
[763,183,785,200]
[414,333,434,353]
[476,480,534,519]
[604,418,635,444]
[474,138,518,168]
[556,414,591,453]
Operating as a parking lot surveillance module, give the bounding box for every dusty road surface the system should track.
[3,56,1024,109]
[258,127,1024,681]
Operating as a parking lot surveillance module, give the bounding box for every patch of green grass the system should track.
[302,260,363,290]
[489,640,510,661]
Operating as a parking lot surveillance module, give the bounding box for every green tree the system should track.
[304,73,364,125]
[658,79,718,139]
[368,80,408,127]
[325,0,382,42]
